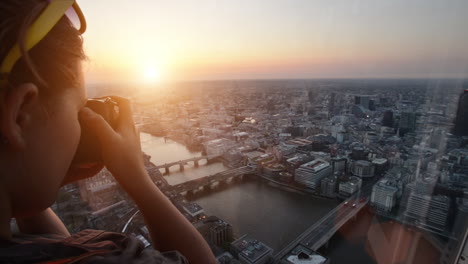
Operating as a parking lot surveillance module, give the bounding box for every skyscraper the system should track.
[328,92,336,114]
[355,95,370,109]
[382,110,394,127]
[453,90,468,136]
[308,89,315,103]
[399,112,417,134]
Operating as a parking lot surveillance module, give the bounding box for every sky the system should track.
[78,0,468,84]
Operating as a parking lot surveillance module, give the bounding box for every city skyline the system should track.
[79,0,468,84]
[61,78,468,264]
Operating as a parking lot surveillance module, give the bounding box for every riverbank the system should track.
[257,173,336,201]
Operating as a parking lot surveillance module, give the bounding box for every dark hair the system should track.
[0,0,86,97]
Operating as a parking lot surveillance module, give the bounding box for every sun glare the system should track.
[143,66,161,83]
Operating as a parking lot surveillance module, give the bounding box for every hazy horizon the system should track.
[86,76,468,86]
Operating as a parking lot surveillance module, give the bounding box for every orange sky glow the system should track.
[79,0,468,84]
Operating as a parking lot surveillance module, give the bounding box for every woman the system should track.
[0,1,216,263]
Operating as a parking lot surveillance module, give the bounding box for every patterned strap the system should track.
[39,249,114,264]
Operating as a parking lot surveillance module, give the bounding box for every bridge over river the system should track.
[170,166,255,194]
[154,155,221,174]
[273,178,378,263]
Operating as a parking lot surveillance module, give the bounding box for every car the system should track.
[344,201,349,206]
[352,203,357,208]
[359,197,367,203]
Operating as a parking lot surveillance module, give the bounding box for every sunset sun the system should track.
[143,65,161,83]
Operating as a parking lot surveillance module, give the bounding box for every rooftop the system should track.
[282,245,328,264]
[231,235,273,263]
[300,159,331,172]
[182,202,204,217]
[372,158,388,165]
[286,138,313,146]
[355,160,372,166]
[243,151,264,159]
[344,176,362,186]
[376,179,399,191]
[286,154,310,164]
[264,163,286,170]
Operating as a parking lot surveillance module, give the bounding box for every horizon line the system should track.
[86,76,468,86]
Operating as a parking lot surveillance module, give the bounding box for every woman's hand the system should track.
[79,97,217,263]
[78,96,148,189]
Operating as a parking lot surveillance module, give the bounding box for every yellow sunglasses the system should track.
[0,0,86,85]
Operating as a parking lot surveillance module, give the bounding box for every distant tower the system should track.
[308,89,314,103]
[399,111,416,135]
[355,95,370,109]
[328,92,336,113]
[382,110,394,127]
[453,90,468,136]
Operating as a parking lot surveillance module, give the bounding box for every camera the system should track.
[72,96,119,164]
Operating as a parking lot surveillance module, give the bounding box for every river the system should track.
[195,179,339,251]
[140,132,340,252]
[140,132,376,263]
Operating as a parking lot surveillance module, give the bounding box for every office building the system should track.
[371,179,399,212]
[295,159,332,190]
[453,89,468,136]
[195,216,233,247]
[355,95,371,109]
[351,160,375,178]
[338,176,362,197]
[372,158,389,175]
[209,222,233,247]
[321,176,337,198]
[350,146,368,160]
[404,192,451,233]
[203,138,237,156]
[331,157,347,174]
[285,154,313,175]
[382,110,394,127]
[399,112,417,133]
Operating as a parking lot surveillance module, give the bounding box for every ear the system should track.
[0,83,40,150]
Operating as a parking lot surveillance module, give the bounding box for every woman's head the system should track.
[0,0,87,217]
